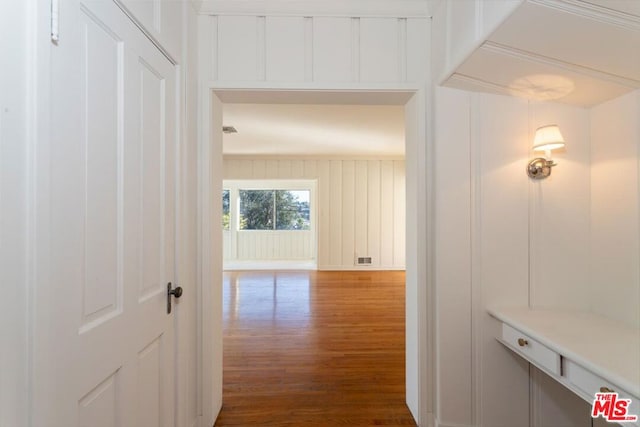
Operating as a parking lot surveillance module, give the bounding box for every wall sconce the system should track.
[527,124,565,179]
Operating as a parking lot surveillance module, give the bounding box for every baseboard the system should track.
[223,260,317,270]
[435,419,475,427]
[317,265,406,271]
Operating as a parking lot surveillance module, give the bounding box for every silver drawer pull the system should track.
[517,338,529,347]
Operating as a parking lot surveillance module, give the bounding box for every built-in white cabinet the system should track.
[491,308,640,427]
[434,0,640,107]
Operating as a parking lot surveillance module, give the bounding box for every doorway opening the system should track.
[198,89,429,425]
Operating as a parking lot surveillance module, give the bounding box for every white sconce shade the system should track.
[533,124,565,152]
[527,124,565,180]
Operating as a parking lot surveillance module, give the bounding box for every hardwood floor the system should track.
[215,270,416,426]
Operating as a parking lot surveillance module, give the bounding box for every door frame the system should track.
[197,85,434,426]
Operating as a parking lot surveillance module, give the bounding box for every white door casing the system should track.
[34,1,179,426]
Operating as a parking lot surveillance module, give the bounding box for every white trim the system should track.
[435,420,475,427]
[317,265,406,271]
[112,0,178,65]
[225,260,317,271]
[224,154,406,161]
[447,73,516,97]
[198,85,428,426]
[469,92,483,427]
[437,0,525,86]
[530,0,640,31]
[209,80,422,92]
[196,0,430,18]
[481,41,640,88]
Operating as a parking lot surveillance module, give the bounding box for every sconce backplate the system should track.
[527,157,555,180]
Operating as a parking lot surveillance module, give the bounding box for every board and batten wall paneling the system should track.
[528,102,591,311]
[380,161,395,267]
[329,160,344,266]
[265,17,306,82]
[475,93,531,427]
[434,87,473,427]
[355,161,369,261]
[341,161,356,266]
[217,16,259,81]
[205,15,428,84]
[434,87,606,427]
[312,17,352,83]
[359,18,400,82]
[223,158,406,270]
[367,161,382,267]
[590,89,640,328]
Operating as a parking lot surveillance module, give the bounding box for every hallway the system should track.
[216,270,416,426]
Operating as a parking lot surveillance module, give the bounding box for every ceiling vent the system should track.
[222,126,237,134]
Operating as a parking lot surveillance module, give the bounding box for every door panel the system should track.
[80,6,123,332]
[140,58,166,302]
[78,371,120,427]
[137,336,163,427]
[42,1,177,426]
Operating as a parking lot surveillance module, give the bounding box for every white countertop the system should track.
[488,307,640,398]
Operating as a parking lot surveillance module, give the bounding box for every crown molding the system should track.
[446,73,515,97]
[529,0,640,32]
[196,0,430,18]
[482,41,640,88]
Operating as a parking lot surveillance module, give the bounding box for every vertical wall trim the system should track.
[304,17,313,82]
[527,101,535,309]
[636,92,640,314]
[153,0,161,33]
[530,367,544,427]
[257,16,266,81]
[444,0,452,73]
[379,160,383,265]
[398,18,407,83]
[474,0,483,40]
[210,16,218,81]
[469,93,483,427]
[351,17,360,82]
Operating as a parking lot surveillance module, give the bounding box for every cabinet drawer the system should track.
[565,360,640,426]
[501,323,561,375]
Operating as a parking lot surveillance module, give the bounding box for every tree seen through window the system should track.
[239,190,310,230]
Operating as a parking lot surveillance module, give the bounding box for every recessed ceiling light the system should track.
[222,126,237,134]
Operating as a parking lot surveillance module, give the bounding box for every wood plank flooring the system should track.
[215,270,416,426]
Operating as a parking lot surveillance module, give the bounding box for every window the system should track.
[239,189,310,230]
[222,189,230,230]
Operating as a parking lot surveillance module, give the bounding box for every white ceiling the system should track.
[446,0,640,107]
[222,104,405,156]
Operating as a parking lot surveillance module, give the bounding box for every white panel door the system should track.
[38,1,178,426]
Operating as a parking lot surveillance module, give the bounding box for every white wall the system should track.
[590,89,640,328]
[0,0,30,425]
[198,14,428,85]
[434,87,595,427]
[224,158,406,270]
